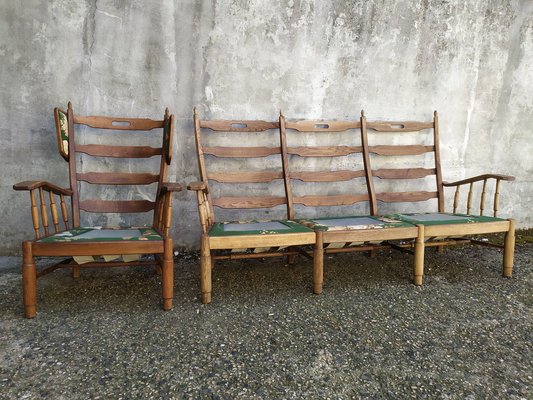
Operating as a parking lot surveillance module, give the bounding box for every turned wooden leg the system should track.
[414,225,425,286]
[22,241,37,318]
[503,219,515,277]
[72,264,80,279]
[313,231,324,294]
[368,249,376,258]
[436,245,444,253]
[200,234,212,304]
[162,238,174,310]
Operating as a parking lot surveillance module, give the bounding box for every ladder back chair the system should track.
[361,111,515,283]
[13,102,182,318]
[188,109,315,304]
[279,114,423,293]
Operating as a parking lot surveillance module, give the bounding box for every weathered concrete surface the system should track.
[0,245,532,397]
[1,1,532,254]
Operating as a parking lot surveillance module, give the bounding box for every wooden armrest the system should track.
[160,182,183,193]
[13,181,73,196]
[443,174,515,187]
[187,181,208,192]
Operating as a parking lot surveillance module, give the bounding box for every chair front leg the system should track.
[503,219,515,277]
[313,231,324,294]
[162,237,174,310]
[414,225,425,286]
[22,241,37,318]
[200,234,212,304]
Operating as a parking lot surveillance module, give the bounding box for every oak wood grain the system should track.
[203,146,281,158]
[291,170,365,182]
[376,191,438,203]
[285,120,361,132]
[293,194,369,206]
[373,168,436,179]
[287,146,363,157]
[79,199,155,213]
[212,196,286,209]
[74,115,164,130]
[366,121,434,132]
[76,144,162,158]
[77,172,159,185]
[199,120,279,132]
[368,145,434,156]
[208,171,283,183]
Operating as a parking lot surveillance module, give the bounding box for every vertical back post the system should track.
[67,102,80,227]
[360,110,378,215]
[193,108,215,223]
[278,111,295,220]
[433,111,445,212]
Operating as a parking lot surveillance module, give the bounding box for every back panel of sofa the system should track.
[362,111,445,214]
[193,112,290,223]
[280,115,372,219]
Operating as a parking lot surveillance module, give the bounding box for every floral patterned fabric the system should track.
[54,108,69,160]
[38,227,162,243]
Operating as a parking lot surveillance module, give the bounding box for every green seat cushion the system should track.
[386,212,506,226]
[209,220,313,237]
[38,227,162,242]
[298,215,413,231]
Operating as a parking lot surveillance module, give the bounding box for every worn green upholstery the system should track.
[209,220,313,237]
[386,212,505,226]
[298,215,413,232]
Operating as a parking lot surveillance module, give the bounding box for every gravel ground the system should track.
[0,244,531,399]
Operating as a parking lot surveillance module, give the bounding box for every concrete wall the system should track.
[1,0,531,254]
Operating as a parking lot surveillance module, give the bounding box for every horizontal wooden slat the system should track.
[203,146,281,158]
[424,220,510,237]
[293,194,369,206]
[77,172,159,185]
[369,145,434,156]
[286,120,361,132]
[76,144,162,158]
[376,191,438,203]
[288,146,363,157]
[33,241,163,256]
[74,116,163,130]
[208,171,283,183]
[79,200,155,213]
[209,232,315,250]
[323,226,418,243]
[366,121,434,132]
[291,170,365,182]
[373,168,436,179]
[212,196,286,209]
[200,120,279,131]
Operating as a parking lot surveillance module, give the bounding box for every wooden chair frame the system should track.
[190,109,516,302]
[361,111,515,284]
[188,109,315,303]
[13,102,182,318]
[279,114,424,294]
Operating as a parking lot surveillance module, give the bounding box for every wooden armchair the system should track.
[13,102,182,318]
[362,111,516,283]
